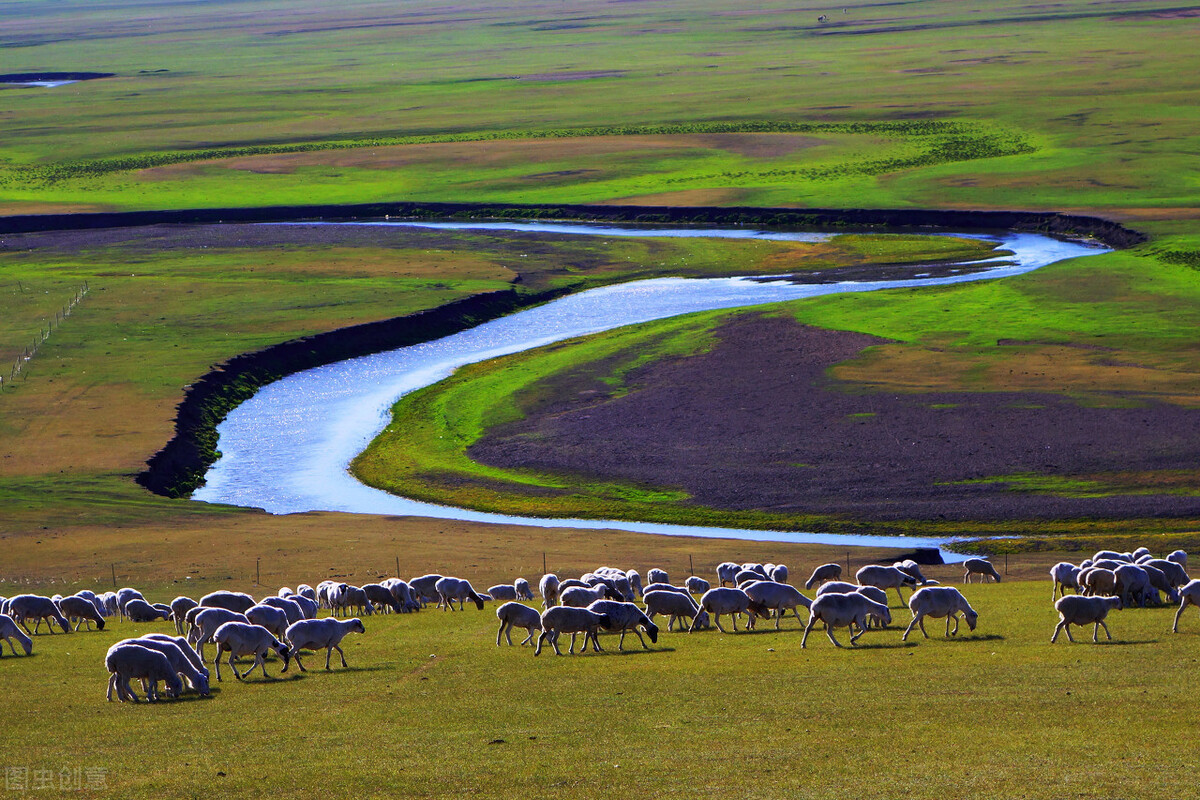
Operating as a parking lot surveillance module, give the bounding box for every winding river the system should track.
[192,222,1108,559]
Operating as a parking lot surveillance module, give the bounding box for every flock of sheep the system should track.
[1,546,1197,701]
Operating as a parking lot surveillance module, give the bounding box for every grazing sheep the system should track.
[1050,563,1082,600]
[535,607,608,656]
[331,584,375,617]
[855,565,917,605]
[124,598,170,623]
[1114,565,1154,608]
[7,594,72,634]
[587,600,659,650]
[117,637,210,696]
[58,595,107,631]
[962,558,1002,584]
[1091,559,1124,572]
[1093,550,1130,564]
[801,593,892,648]
[140,633,208,682]
[769,564,789,584]
[245,604,290,639]
[199,591,256,614]
[487,585,519,602]
[741,563,770,580]
[409,574,445,607]
[643,590,709,631]
[434,576,485,611]
[560,584,611,608]
[169,596,199,635]
[189,607,250,661]
[1080,568,1117,597]
[646,568,669,586]
[1168,550,1188,568]
[685,576,711,595]
[1052,595,1123,643]
[116,587,146,617]
[734,569,767,587]
[626,570,644,598]
[296,584,317,602]
[1171,580,1200,633]
[261,595,307,623]
[538,573,561,609]
[689,588,771,634]
[0,614,33,656]
[815,581,860,596]
[316,580,337,609]
[742,581,812,630]
[1146,559,1189,589]
[382,579,420,613]
[641,582,692,598]
[1141,564,1180,605]
[211,622,290,681]
[716,562,741,587]
[513,578,534,601]
[283,617,365,672]
[495,602,542,646]
[853,586,891,629]
[362,583,403,614]
[902,587,978,641]
[105,643,183,702]
[893,560,928,585]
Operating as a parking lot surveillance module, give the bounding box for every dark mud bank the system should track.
[0,200,1146,248]
[137,290,529,498]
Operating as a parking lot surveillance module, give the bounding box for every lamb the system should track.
[57,595,107,631]
[962,558,1002,584]
[1050,562,1082,600]
[685,576,711,595]
[1171,580,1200,633]
[7,594,72,634]
[362,583,404,614]
[124,598,170,623]
[902,587,978,641]
[1052,595,1123,643]
[535,607,608,656]
[587,600,659,650]
[1080,568,1117,597]
[855,565,917,605]
[199,590,256,614]
[560,583,611,608]
[495,602,542,646]
[283,618,365,671]
[769,564,789,584]
[642,590,709,631]
[801,592,892,648]
[538,573,561,609]
[646,568,669,586]
[435,576,485,611]
[169,596,199,635]
[0,614,33,656]
[261,595,307,623]
[716,562,741,587]
[487,584,519,602]
[105,643,183,702]
[115,636,210,697]
[742,580,812,630]
[189,607,250,661]
[245,604,291,639]
[409,574,445,607]
[513,578,534,601]
[211,621,290,681]
[689,587,771,633]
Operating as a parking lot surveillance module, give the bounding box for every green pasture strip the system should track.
[947,471,1200,498]
[3,581,1200,798]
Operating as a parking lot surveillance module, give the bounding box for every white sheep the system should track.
[1114,564,1154,608]
[1146,559,1189,588]
[1080,567,1117,597]
[769,564,789,584]
[435,576,485,611]
[332,584,375,617]
[116,636,210,697]
[535,607,607,656]
[902,587,978,640]
[1171,580,1200,633]
[169,596,199,635]
[559,583,611,608]
[105,643,183,702]
[409,574,445,607]
[646,568,669,585]
[0,613,33,656]
[855,565,917,605]
[245,604,290,639]
[815,581,860,596]
[487,584,519,602]
[893,560,928,585]
[189,607,250,661]
[1140,564,1180,605]
[212,621,290,681]
[283,617,366,671]
[642,590,708,631]
[1050,562,1081,600]
[587,600,659,650]
[685,576,711,595]
[124,598,170,623]
[853,586,891,629]
[362,583,403,614]
[801,592,892,648]
[7,594,72,634]
[734,569,767,587]
[627,570,643,598]
[741,563,770,580]
[57,595,107,631]
[199,590,256,614]
[495,602,542,646]
[1168,550,1188,568]
[140,633,209,683]
[716,562,741,587]
[689,587,771,634]
[261,595,307,623]
[538,573,561,609]
[962,558,1002,584]
[513,578,534,601]
[742,581,812,630]
[381,579,420,613]
[1052,595,1122,642]
[116,587,146,617]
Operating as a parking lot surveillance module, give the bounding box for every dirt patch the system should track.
[470,313,1200,522]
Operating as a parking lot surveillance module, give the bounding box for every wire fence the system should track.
[1,281,88,393]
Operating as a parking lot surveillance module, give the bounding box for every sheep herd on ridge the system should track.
[0,545,1198,702]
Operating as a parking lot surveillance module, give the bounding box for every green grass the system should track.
[4,579,1200,798]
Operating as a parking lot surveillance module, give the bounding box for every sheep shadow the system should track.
[839,640,919,651]
[929,633,1006,643]
[600,646,676,657]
